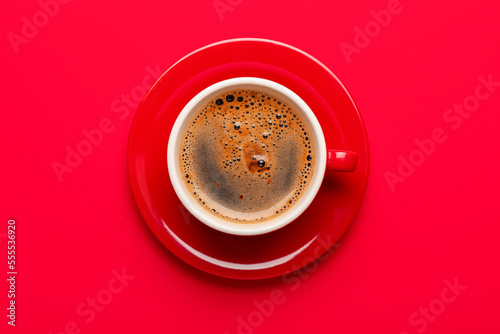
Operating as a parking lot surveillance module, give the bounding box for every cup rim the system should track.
[167,77,327,235]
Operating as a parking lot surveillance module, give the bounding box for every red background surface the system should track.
[2,0,499,333]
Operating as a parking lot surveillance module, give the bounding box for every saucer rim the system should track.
[127,38,370,280]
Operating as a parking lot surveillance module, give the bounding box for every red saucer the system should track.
[127,38,369,280]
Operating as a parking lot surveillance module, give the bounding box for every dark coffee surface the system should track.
[180,89,315,223]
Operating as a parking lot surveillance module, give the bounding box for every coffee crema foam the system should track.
[180,89,315,224]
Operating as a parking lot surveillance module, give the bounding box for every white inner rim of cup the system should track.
[167,77,327,235]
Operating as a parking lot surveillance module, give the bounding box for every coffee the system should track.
[179,89,315,224]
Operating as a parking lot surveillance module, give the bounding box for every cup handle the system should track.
[327,150,358,172]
